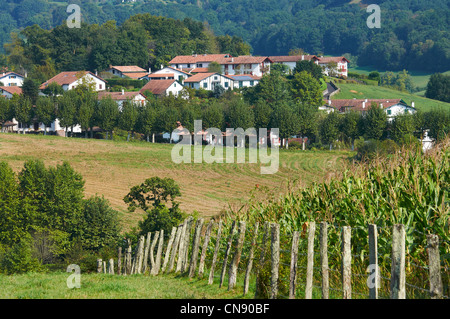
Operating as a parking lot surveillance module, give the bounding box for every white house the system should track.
[98,90,146,110]
[104,65,148,79]
[169,54,231,71]
[39,71,107,92]
[0,72,25,87]
[139,79,184,97]
[220,56,272,77]
[316,56,349,78]
[141,66,192,83]
[183,72,234,91]
[0,86,22,99]
[227,75,261,89]
[325,98,416,121]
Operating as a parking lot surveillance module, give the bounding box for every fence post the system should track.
[162,227,177,273]
[368,224,379,299]
[244,222,259,296]
[427,234,443,299]
[117,247,122,276]
[255,221,270,298]
[136,235,145,274]
[219,221,236,288]
[319,222,329,299]
[305,221,316,299]
[103,260,107,274]
[176,219,188,273]
[150,231,160,274]
[228,221,246,290]
[97,259,103,273]
[154,229,164,275]
[342,226,352,299]
[270,223,280,299]
[198,220,214,279]
[108,258,114,275]
[181,217,194,274]
[125,239,132,275]
[208,220,223,285]
[289,230,300,299]
[189,218,204,278]
[390,224,406,299]
[168,225,183,273]
[142,232,152,274]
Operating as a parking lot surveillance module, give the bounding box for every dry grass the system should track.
[0,133,352,231]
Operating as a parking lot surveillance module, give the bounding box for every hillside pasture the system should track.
[0,133,351,231]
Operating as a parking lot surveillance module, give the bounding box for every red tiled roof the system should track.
[169,54,231,64]
[39,71,105,90]
[146,73,175,78]
[317,56,349,64]
[190,68,210,73]
[139,79,177,95]
[268,55,318,63]
[184,73,218,83]
[0,86,22,95]
[124,72,149,79]
[98,91,144,101]
[222,56,272,65]
[165,66,192,75]
[110,66,147,73]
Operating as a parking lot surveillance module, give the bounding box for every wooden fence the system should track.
[97,218,449,299]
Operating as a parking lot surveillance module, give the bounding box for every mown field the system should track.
[332,82,450,112]
[0,133,352,231]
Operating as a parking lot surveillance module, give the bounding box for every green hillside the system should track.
[332,81,450,112]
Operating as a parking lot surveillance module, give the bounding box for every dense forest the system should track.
[0,0,449,73]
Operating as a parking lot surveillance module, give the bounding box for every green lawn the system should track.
[332,82,450,112]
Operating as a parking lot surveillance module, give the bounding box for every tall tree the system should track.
[96,96,119,140]
[57,90,78,137]
[118,100,139,142]
[364,103,388,140]
[35,96,56,135]
[290,71,323,106]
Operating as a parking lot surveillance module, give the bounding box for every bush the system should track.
[138,203,186,237]
[287,140,302,150]
[356,139,398,161]
[0,235,42,274]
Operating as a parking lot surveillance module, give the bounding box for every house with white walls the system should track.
[324,98,416,121]
[140,66,192,83]
[316,56,349,78]
[227,75,261,89]
[104,65,148,79]
[0,86,22,99]
[0,72,25,87]
[220,56,272,77]
[98,90,146,110]
[39,71,107,92]
[139,79,184,97]
[169,54,231,71]
[183,72,234,91]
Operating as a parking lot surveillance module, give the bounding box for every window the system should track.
[387,110,392,115]
[203,82,207,89]
[99,84,102,90]
[176,64,179,69]
[239,81,243,88]
[197,63,203,68]
[404,109,408,114]
[250,81,254,86]
[10,75,16,79]
[187,64,191,68]
[224,82,229,88]
[214,76,218,81]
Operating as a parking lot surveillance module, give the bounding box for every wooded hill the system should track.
[0,0,449,73]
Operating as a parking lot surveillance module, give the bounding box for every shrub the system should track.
[0,235,42,274]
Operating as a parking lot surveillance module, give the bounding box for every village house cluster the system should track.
[0,53,416,136]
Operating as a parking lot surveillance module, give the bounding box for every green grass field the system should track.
[348,66,450,91]
[0,133,353,231]
[332,81,450,112]
[0,272,253,299]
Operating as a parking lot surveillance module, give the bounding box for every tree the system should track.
[58,90,78,137]
[340,111,361,150]
[364,103,388,140]
[208,61,222,74]
[225,97,254,130]
[253,99,272,130]
[290,71,323,106]
[425,73,450,103]
[21,78,40,105]
[118,100,139,142]
[35,96,56,135]
[294,101,318,141]
[96,96,119,140]
[137,101,156,142]
[13,95,33,134]
[293,60,323,81]
[269,102,298,139]
[390,114,416,144]
[320,111,340,150]
[124,177,185,236]
[41,82,64,99]
[75,76,98,138]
